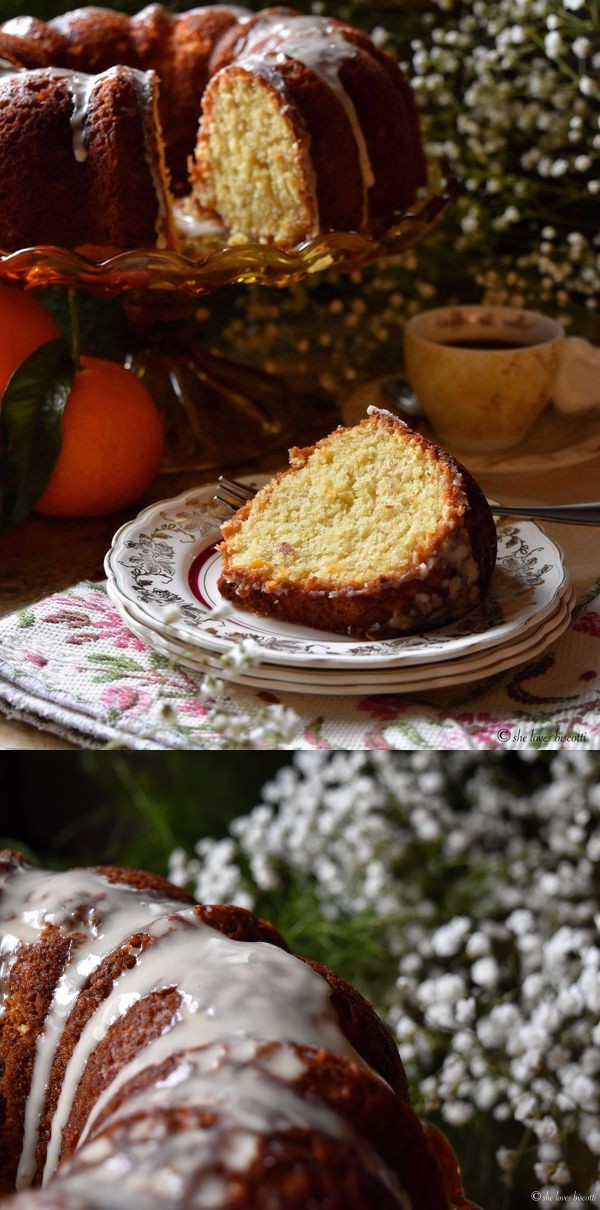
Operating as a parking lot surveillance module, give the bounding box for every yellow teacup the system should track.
[404,305,570,452]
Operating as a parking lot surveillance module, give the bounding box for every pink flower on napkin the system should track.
[573,607,600,638]
[358,695,409,722]
[177,698,210,718]
[100,686,147,713]
[43,609,90,627]
[22,649,48,668]
[40,590,146,652]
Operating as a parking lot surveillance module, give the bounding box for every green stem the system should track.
[500,1126,534,1210]
[68,288,81,371]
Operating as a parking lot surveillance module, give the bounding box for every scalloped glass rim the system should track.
[0,170,458,297]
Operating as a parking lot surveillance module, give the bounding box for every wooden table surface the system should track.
[1,445,599,750]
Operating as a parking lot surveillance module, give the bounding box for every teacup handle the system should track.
[552,336,600,413]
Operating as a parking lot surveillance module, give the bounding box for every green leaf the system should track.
[17,608,35,629]
[0,338,75,532]
[86,654,144,673]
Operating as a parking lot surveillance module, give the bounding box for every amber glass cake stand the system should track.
[0,171,457,473]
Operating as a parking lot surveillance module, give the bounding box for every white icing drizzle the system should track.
[175,5,253,21]
[63,70,98,162]
[237,14,374,218]
[173,207,226,239]
[0,62,159,174]
[1,862,412,1208]
[70,1041,410,1209]
[1,15,39,36]
[0,64,99,162]
[366,404,401,421]
[77,1000,305,1147]
[13,66,104,163]
[0,60,169,242]
[43,907,369,1180]
[233,51,290,99]
[123,65,172,248]
[59,1099,411,1210]
[0,58,19,75]
[0,864,185,1190]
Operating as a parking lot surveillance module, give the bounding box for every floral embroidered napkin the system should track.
[0,581,599,750]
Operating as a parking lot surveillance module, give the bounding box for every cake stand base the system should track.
[124,292,302,474]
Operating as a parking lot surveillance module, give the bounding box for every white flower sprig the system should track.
[159,607,300,750]
[408,0,599,319]
[169,752,600,1200]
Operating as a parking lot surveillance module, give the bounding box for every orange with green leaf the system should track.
[0,284,164,527]
[0,284,62,397]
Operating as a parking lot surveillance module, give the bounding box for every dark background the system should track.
[0,752,289,869]
[0,1,416,23]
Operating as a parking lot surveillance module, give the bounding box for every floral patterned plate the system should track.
[107,586,575,695]
[112,582,572,686]
[105,484,569,670]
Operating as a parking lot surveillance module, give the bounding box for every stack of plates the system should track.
[105,484,574,696]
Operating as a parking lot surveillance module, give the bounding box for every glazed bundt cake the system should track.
[191,11,426,247]
[0,62,173,254]
[0,851,471,1210]
[217,408,497,635]
[0,4,426,252]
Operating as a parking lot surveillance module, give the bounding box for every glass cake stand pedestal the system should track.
[0,171,457,474]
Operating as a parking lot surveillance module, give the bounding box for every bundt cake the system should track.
[0,850,473,1210]
[0,5,426,252]
[0,62,173,254]
[191,10,426,247]
[217,407,497,635]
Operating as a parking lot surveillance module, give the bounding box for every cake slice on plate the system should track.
[217,407,497,636]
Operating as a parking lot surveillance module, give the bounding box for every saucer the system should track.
[342,377,600,473]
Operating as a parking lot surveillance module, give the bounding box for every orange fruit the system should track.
[35,356,164,518]
[0,284,61,398]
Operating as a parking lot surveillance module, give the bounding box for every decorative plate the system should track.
[106,586,575,696]
[105,483,569,670]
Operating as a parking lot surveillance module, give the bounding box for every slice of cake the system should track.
[189,11,426,248]
[217,408,497,635]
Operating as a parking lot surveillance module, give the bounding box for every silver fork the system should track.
[215,476,258,512]
[214,475,600,526]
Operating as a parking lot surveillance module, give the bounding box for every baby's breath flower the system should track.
[573,37,591,57]
[369,25,390,49]
[174,635,300,749]
[161,604,181,624]
[170,753,600,1198]
[442,1100,474,1126]
[544,31,563,58]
